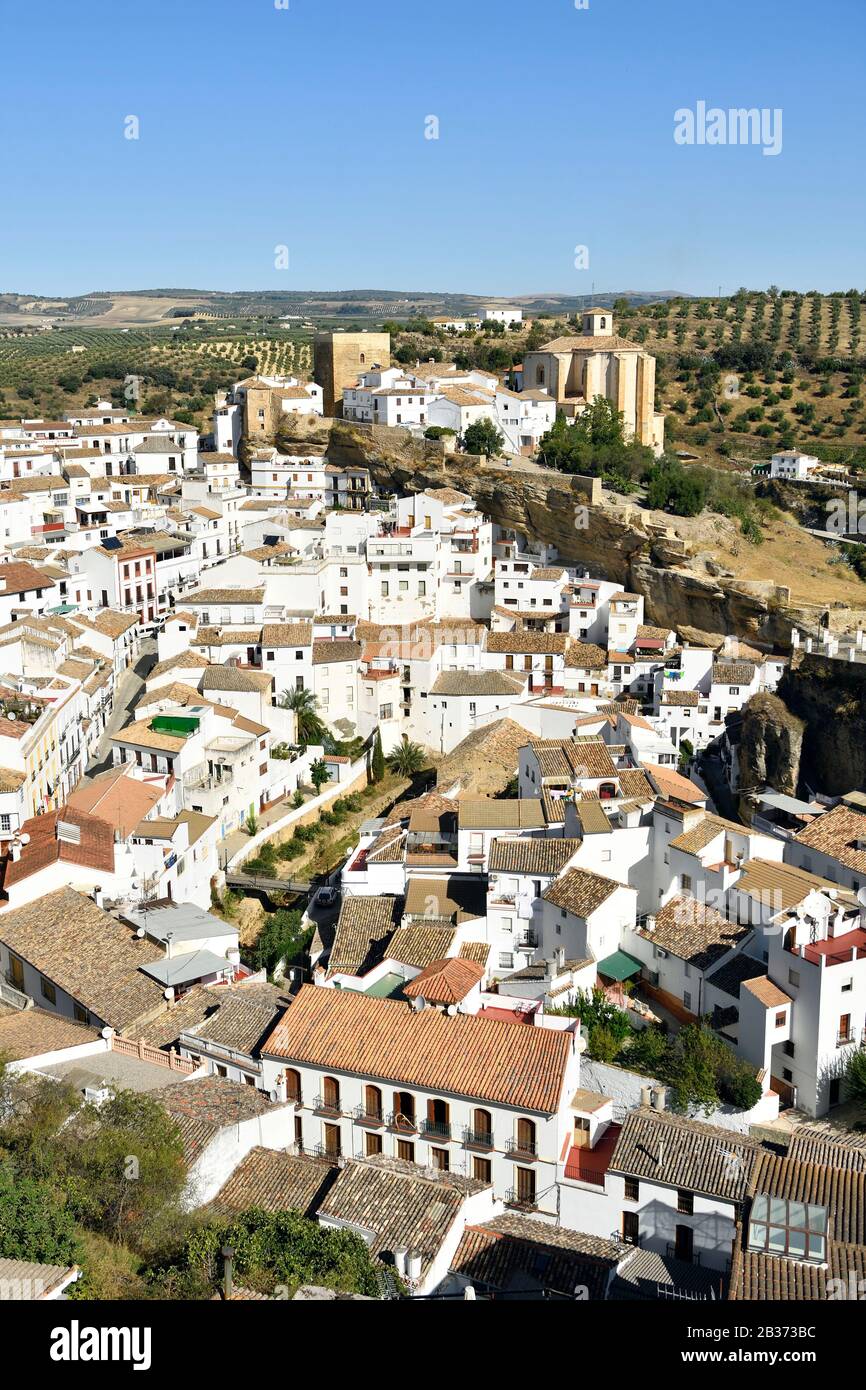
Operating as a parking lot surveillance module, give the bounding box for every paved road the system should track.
[83,637,157,779]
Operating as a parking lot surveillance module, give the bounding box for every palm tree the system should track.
[278,686,327,746]
[387,736,426,779]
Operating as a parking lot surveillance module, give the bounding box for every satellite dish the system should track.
[19,833,29,845]
[135,926,146,938]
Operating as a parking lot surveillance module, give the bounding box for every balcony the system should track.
[505,1188,538,1212]
[516,932,538,950]
[387,1111,418,1134]
[312,1093,343,1118]
[420,1118,452,1143]
[505,1136,538,1161]
[837,1029,860,1048]
[352,1103,384,1127]
[463,1127,494,1152]
[311,1142,342,1161]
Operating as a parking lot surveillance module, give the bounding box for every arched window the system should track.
[323,1075,340,1112]
[285,1068,302,1104]
[364,1084,382,1122]
[516,1117,536,1157]
[599,782,616,800]
[359,352,366,365]
[472,1107,493,1147]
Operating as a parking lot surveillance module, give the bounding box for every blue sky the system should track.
[1,0,863,297]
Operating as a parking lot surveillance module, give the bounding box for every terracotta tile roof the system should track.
[787,1127,866,1173]
[403,875,486,925]
[0,561,55,595]
[387,924,457,967]
[712,662,756,685]
[458,941,491,966]
[488,837,582,877]
[0,887,166,1031]
[312,638,362,665]
[66,764,164,838]
[528,738,617,782]
[538,333,647,353]
[316,1155,486,1279]
[790,803,866,875]
[610,1108,760,1202]
[431,670,525,697]
[111,716,189,753]
[735,857,836,912]
[661,690,700,706]
[644,765,707,806]
[325,895,401,978]
[4,805,116,887]
[542,866,622,920]
[741,975,793,1008]
[212,1147,337,1217]
[199,665,273,694]
[450,1214,629,1298]
[402,957,484,1005]
[0,1258,80,1299]
[155,1075,282,1165]
[563,641,607,670]
[486,631,568,654]
[185,588,264,606]
[0,1003,99,1061]
[149,650,210,680]
[730,1149,866,1300]
[261,984,573,1113]
[195,627,261,648]
[639,892,749,969]
[261,622,313,648]
[184,989,289,1056]
[457,798,545,830]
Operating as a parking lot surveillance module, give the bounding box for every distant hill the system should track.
[0,287,689,329]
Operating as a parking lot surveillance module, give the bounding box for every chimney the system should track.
[653,1086,667,1112]
[644,914,656,934]
[92,885,104,908]
[554,947,565,974]
[10,838,22,863]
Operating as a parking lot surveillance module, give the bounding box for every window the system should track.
[747,1195,827,1262]
[40,976,56,1004]
[499,951,514,969]
[473,1156,492,1184]
[431,1147,450,1172]
[73,1004,90,1025]
[397,1139,414,1163]
[624,1177,639,1202]
[677,1189,694,1215]
[788,969,800,988]
[775,1010,787,1028]
[683,991,692,1011]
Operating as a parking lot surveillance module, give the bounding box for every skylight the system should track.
[747,1194,827,1263]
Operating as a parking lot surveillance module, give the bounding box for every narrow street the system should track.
[82,636,157,780]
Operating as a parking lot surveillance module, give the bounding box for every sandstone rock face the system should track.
[272,415,855,650]
[777,653,866,795]
[736,691,805,796]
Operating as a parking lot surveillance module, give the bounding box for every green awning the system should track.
[596,949,643,982]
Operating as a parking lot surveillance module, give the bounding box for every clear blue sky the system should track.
[2,0,863,297]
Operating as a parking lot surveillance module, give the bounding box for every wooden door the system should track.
[675,1224,694,1263]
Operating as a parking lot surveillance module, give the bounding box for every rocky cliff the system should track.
[735,692,806,797]
[775,652,866,795]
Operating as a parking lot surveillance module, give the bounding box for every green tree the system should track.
[174,1207,382,1298]
[278,687,326,746]
[0,1161,79,1266]
[370,728,385,783]
[310,758,330,793]
[387,736,426,778]
[462,417,505,458]
[59,1091,187,1242]
[844,1048,866,1108]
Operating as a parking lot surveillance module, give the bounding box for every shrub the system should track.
[587,1025,620,1063]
